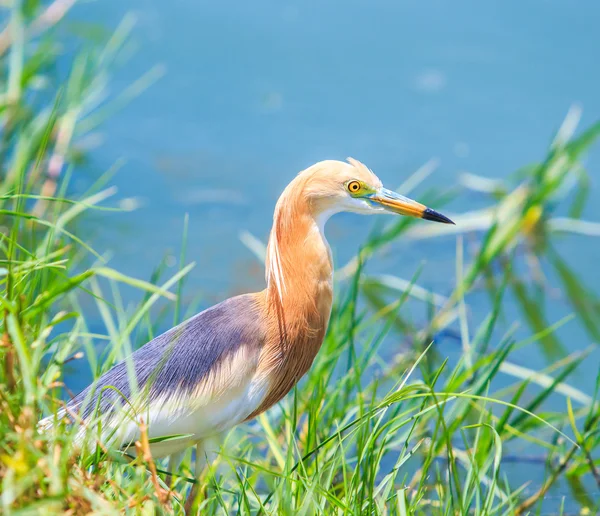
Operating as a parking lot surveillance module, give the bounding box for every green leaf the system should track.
[94,266,176,301]
[552,252,600,342]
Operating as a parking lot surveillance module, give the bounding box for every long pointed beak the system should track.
[370,188,455,224]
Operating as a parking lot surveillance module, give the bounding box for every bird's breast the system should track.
[247,282,333,419]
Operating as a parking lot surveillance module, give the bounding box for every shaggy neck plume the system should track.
[248,179,335,418]
[265,179,334,316]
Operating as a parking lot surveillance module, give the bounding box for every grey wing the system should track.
[68,294,266,425]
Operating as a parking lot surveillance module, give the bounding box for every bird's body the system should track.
[48,158,452,463]
[69,182,335,457]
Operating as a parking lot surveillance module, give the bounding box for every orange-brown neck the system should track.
[248,182,334,417]
[265,180,334,331]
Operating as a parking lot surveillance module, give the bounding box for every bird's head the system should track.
[301,157,454,225]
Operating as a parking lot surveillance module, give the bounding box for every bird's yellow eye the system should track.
[347,181,361,194]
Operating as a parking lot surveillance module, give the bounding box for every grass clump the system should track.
[2,3,600,515]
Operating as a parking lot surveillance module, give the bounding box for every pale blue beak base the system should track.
[367,188,455,225]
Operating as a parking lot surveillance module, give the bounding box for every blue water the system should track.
[69,0,599,508]
[79,0,600,287]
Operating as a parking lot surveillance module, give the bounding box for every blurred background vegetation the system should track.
[1,1,600,514]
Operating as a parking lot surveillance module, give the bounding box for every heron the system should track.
[44,157,453,488]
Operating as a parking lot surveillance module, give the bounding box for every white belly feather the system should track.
[105,375,270,459]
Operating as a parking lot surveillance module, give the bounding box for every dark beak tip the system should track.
[423,208,455,225]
